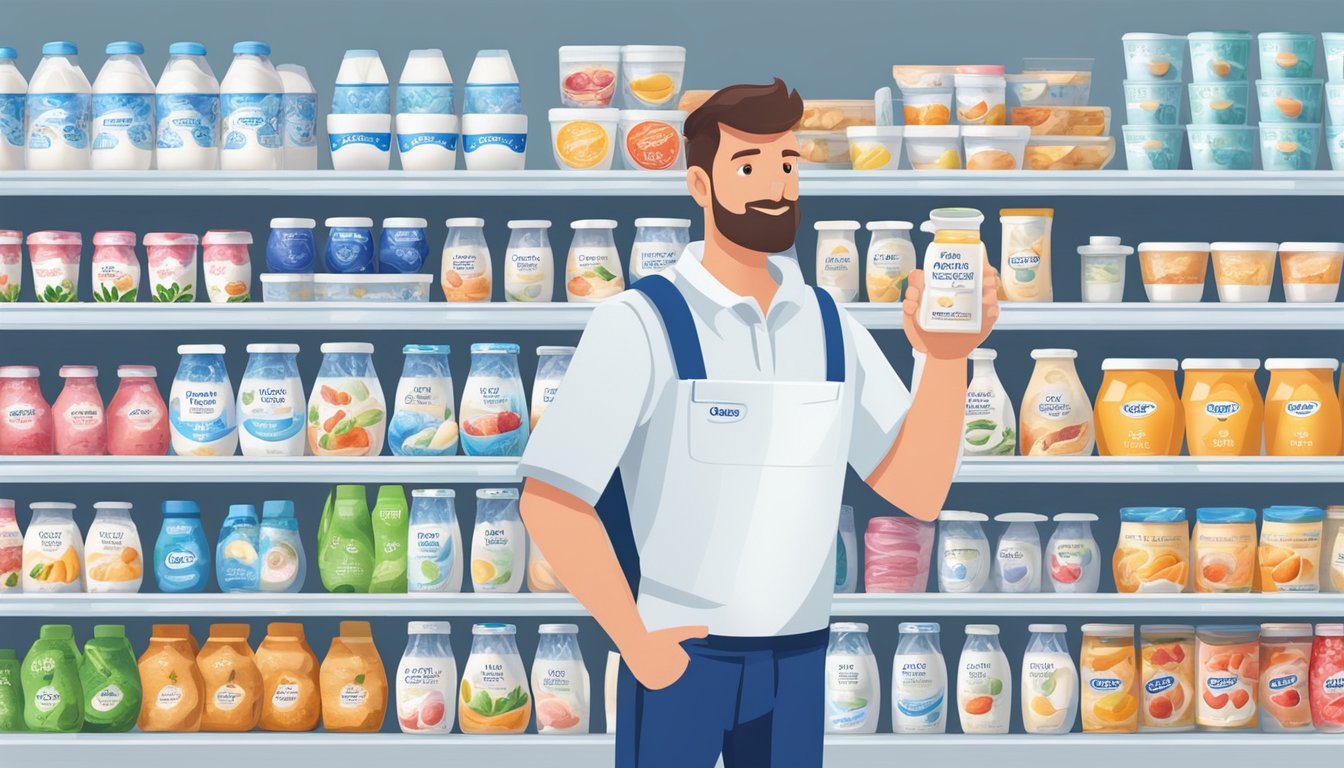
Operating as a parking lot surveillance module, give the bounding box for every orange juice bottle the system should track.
[137,624,205,732]
[1080,624,1138,732]
[1263,359,1341,456]
[1180,359,1263,456]
[1196,625,1259,730]
[1095,358,1184,456]
[1192,507,1257,593]
[320,620,388,732]
[256,622,321,731]
[198,623,262,732]
[1139,625,1195,731]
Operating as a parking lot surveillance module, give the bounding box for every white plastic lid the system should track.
[58,365,97,378]
[1053,513,1099,522]
[634,218,692,229]
[1028,624,1068,633]
[995,512,1047,523]
[1081,623,1135,637]
[92,231,137,246]
[320,342,375,354]
[446,217,486,228]
[572,219,618,230]
[969,348,997,361]
[960,125,1031,139]
[904,125,960,138]
[1265,358,1339,371]
[177,344,225,355]
[1078,236,1134,257]
[508,219,551,229]
[270,218,316,229]
[830,622,869,633]
[277,64,315,94]
[1122,32,1187,40]
[559,45,621,59]
[1210,242,1279,252]
[325,217,373,228]
[260,273,314,283]
[0,366,39,378]
[93,501,133,511]
[408,621,452,634]
[1180,358,1260,370]
[382,218,427,229]
[939,510,989,522]
[1259,623,1313,637]
[865,221,914,232]
[965,624,1000,635]
[203,230,254,245]
[537,346,577,355]
[1101,358,1179,371]
[246,344,300,354]
[412,488,456,498]
[31,502,76,512]
[1317,624,1344,637]
[619,45,687,62]
[814,221,861,232]
[144,232,199,246]
[539,624,579,634]
[1279,242,1344,253]
[1138,242,1212,252]
[1030,348,1077,360]
[550,107,619,122]
[117,365,157,378]
[899,622,940,633]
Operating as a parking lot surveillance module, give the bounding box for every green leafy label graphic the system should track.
[466,685,529,718]
[153,282,195,303]
[0,284,21,302]
[593,265,618,282]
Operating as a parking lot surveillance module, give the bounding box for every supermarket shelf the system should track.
[2,593,1339,619]
[0,456,521,483]
[956,456,1344,483]
[4,733,1341,766]
[7,301,1344,332]
[2,170,1344,197]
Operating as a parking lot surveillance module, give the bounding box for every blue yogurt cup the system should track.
[1189,31,1252,82]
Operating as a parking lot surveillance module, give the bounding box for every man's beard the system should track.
[710,189,800,254]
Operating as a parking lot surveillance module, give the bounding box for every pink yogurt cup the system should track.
[864,516,934,592]
[91,231,141,303]
[144,232,199,303]
[202,230,254,303]
[0,229,21,302]
[26,231,82,303]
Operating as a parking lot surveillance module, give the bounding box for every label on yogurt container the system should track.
[169,380,236,451]
[397,132,457,152]
[26,93,91,150]
[156,93,220,150]
[462,133,526,154]
[221,93,282,150]
[92,93,154,151]
[330,132,391,152]
[0,94,24,148]
[282,93,316,148]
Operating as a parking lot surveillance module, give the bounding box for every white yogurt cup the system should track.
[619,45,685,109]
[462,113,527,170]
[549,107,618,171]
[1279,242,1344,302]
[396,112,458,171]
[1138,242,1210,302]
[1078,236,1133,303]
[327,113,392,171]
[1210,242,1277,303]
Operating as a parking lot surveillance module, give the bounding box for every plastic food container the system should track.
[1115,507,1190,592]
[1329,126,1344,171]
[1018,57,1094,105]
[1078,236,1133,302]
[1188,82,1249,125]
[1138,242,1211,302]
[962,125,1029,170]
[1328,33,1344,81]
[619,45,685,109]
[1210,242,1277,302]
[618,110,687,171]
[1259,33,1317,79]
[1328,82,1344,126]
[1024,135,1115,170]
[549,107,618,171]
[904,126,961,170]
[1260,123,1321,171]
[1095,358,1183,456]
[1125,81,1183,125]
[1187,125,1257,171]
[557,45,619,107]
[892,65,957,89]
[313,274,433,302]
[1279,242,1344,302]
[799,99,876,131]
[1123,33,1187,82]
[1256,79,1323,123]
[1123,126,1185,170]
[395,113,459,171]
[902,87,952,126]
[260,273,314,302]
[1189,31,1252,82]
[1011,106,1109,136]
[954,74,1006,125]
[795,130,849,166]
[1181,360,1264,456]
[846,126,902,171]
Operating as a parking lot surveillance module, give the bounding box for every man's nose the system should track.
[769,180,785,198]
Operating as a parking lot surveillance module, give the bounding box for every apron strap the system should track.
[811,286,846,383]
[630,274,707,381]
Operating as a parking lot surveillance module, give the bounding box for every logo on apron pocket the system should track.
[705,403,747,423]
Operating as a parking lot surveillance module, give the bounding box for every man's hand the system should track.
[902,267,1001,360]
[619,624,710,690]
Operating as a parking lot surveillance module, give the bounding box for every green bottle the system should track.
[21,624,84,733]
[369,485,409,593]
[79,625,142,732]
[318,485,375,593]
[0,649,24,731]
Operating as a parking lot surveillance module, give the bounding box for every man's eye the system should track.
[783,162,793,173]
[737,164,752,176]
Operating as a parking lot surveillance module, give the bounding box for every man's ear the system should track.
[686,166,712,210]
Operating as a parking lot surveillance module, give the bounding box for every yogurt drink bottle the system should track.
[825,622,880,733]
[532,624,590,734]
[277,64,317,170]
[169,345,237,456]
[389,344,458,457]
[963,348,1016,456]
[155,42,219,170]
[937,510,990,593]
[397,621,456,734]
[408,489,463,593]
[84,501,144,594]
[22,502,83,593]
[471,488,526,593]
[26,41,92,171]
[369,485,409,594]
[237,344,305,457]
[459,623,531,734]
[814,221,861,302]
[91,41,155,171]
[0,231,21,302]
[530,346,575,431]
[0,48,26,171]
[441,218,492,303]
[834,504,858,594]
[107,365,169,455]
[892,622,948,734]
[0,365,53,455]
[1021,623,1078,734]
[504,220,554,302]
[258,500,305,593]
[220,41,283,171]
[994,512,1046,593]
[1046,513,1102,593]
[215,504,261,593]
[332,50,389,114]
[957,624,1011,733]
[0,499,21,592]
[154,500,211,593]
[79,624,143,733]
[629,218,690,283]
[53,365,107,455]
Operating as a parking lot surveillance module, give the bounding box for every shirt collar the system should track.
[671,240,807,322]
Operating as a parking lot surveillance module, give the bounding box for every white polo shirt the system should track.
[520,242,912,635]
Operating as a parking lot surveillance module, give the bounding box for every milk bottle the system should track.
[26,41,92,170]
[169,344,238,457]
[397,622,456,734]
[278,65,316,170]
[0,48,27,170]
[220,42,282,171]
[532,624,590,734]
[824,622,880,733]
[893,622,948,734]
[156,42,219,170]
[471,489,526,593]
[91,41,154,171]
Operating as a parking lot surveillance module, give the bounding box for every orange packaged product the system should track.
[1113,507,1190,593]
[1080,624,1139,732]
[256,622,321,732]
[137,624,205,732]
[1263,358,1342,456]
[1095,358,1184,456]
[1139,624,1196,731]
[1258,506,1325,593]
[1192,507,1257,593]
[1180,358,1264,456]
[1258,623,1314,732]
[198,623,263,732]
[1196,625,1260,731]
[320,620,388,733]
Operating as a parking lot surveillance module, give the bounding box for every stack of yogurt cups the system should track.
[1322,33,1343,169]
[395,50,456,171]
[461,50,526,171]
[328,49,392,170]
[1184,32,1255,171]
[550,45,688,171]
[1120,33,1188,170]
[1255,33,1325,170]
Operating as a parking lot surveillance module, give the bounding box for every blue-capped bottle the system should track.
[26,41,92,171]
[0,47,26,171]
[220,41,282,171]
[155,42,220,171]
[91,41,154,171]
[216,504,261,593]
[258,499,305,593]
[324,217,375,274]
[238,343,306,457]
[460,343,529,456]
[390,344,457,456]
[1115,507,1189,593]
[169,344,237,456]
[154,500,211,593]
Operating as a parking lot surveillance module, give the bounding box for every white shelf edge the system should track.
[955,456,1344,483]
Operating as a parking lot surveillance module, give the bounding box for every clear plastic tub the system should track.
[548,107,618,171]
[962,125,1029,170]
[260,273,314,302]
[798,99,875,131]
[1123,125,1185,170]
[1011,106,1109,136]
[1188,82,1249,125]
[846,126,902,170]
[1138,242,1211,302]
[313,274,433,302]
[953,74,1006,125]
[1259,33,1317,79]
[902,87,953,126]
[904,126,961,170]
[795,130,849,166]
[1188,31,1252,82]
[1260,123,1321,171]
[619,45,685,109]
[1018,57,1094,105]
[557,45,619,108]
[1256,79,1324,123]
[892,65,957,89]
[1124,81,1183,125]
[1024,135,1115,170]
[1210,242,1277,302]
[1279,242,1344,302]
[1329,126,1344,171]
[1078,236,1133,303]
[1187,125,1257,171]
[1328,33,1344,82]
[1329,83,1344,127]
[1123,33,1187,82]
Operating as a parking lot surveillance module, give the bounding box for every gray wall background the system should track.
[2,0,1344,737]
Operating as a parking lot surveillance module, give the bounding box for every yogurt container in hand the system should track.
[91,230,140,303]
[27,231,81,303]
[144,232,199,303]
[202,230,252,303]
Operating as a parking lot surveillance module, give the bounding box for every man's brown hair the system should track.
[683,78,804,172]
